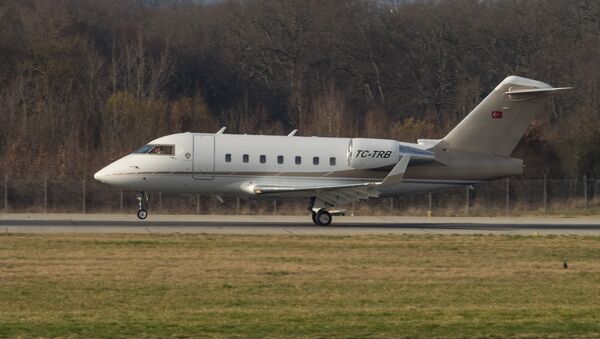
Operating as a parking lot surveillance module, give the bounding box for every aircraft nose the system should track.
[94,162,117,183]
[93,157,135,187]
[94,169,107,182]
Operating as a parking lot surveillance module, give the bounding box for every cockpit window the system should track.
[133,144,175,155]
[133,145,154,154]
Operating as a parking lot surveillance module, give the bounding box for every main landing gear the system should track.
[308,197,334,226]
[311,209,332,226]
[137,191,149,220]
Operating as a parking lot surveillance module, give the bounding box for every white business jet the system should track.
[94,76,571,225]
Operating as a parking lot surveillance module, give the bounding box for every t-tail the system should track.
[439,76,572,156]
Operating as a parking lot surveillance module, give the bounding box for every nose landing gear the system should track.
[137,192,149,220]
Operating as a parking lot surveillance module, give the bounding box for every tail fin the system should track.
[440,76,572,156]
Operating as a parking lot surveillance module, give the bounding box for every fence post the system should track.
[505,177,510,216]
[543,173,547,214]
[351,201,355,216]
[584,174,588,210]
[82,178,86,213]
[43,177,48,214]
[569,176,579,207]
[196,195,200,214]
[273,200,278,214]
[3,175,7,213]
[465,186,470,216]
[158,192,163,214]
[390,197,394,214]
[120,188,124,212]
[428,192,433,217]
[236,197,240,214]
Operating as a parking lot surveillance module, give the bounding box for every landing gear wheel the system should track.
[136,191,149,220]
[315,210,332,226]
[311,212,318,225]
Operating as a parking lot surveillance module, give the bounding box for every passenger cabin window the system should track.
[225,154,232,162]
[313,157,319,165]
[260,155,266,163]
[133,144,174,155]
[295,156,301,165]
[243,154,249,163]
[277,155,284,164]
[330,157,336,166]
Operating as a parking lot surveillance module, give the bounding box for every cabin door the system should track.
[192,135,215,179]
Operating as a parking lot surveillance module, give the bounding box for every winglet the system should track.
[216,127,226,134]
[288,129,298,136]
[381,156,410,186]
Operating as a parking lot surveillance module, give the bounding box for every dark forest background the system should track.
[0,0,599,179]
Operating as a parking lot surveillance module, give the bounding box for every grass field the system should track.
[1,233,600,338]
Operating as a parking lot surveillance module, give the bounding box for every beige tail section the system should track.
[441,76,571,156]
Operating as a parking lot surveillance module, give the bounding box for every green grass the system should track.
[1,233,600,337]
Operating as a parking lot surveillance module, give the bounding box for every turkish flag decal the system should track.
[491,111,503,119]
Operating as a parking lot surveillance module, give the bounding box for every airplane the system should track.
[94,76,571,225]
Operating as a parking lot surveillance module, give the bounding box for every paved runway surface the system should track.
[2,214,600,235]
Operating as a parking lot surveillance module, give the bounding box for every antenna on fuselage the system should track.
[287,129,298,136]
[216,127,226,134]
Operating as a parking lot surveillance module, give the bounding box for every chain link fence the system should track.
[1,176,598,216]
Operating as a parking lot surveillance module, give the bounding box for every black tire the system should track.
[137,209,148,220]
[311,212,318,225]
[315,210,332,226]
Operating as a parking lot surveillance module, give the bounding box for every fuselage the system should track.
[94,132,523,198]
[92,75,568,223]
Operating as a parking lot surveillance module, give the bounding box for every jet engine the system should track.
[347,138,400,169]
[347,138,435,170]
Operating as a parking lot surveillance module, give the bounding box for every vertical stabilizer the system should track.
[440,76,571,156]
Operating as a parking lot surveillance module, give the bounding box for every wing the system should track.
[254,182,381,205]
[253,156,410,205]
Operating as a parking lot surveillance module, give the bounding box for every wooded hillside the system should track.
[0,0,598,178]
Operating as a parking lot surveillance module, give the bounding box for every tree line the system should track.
[0,0,599,178]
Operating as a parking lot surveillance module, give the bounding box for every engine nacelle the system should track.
[347,138,400,169]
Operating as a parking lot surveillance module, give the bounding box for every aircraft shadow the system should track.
[1,219,600,231]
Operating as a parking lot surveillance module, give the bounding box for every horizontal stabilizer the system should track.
[506,86,573,101]
[505,87,573,95]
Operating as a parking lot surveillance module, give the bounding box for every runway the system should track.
[2,214,600,235]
